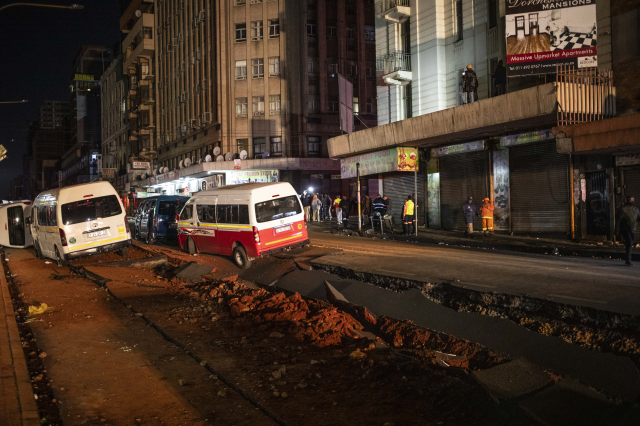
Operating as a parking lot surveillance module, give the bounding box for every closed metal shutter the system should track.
[622,167,640,232]
[439,151,490,231]
[510,141,570,233]
[383,173,425,226]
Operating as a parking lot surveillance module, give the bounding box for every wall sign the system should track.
[500,129,554,147]
[616,154,640,167]
[340,147,418,179]
[431,141,485,157]
[132,161,151,170]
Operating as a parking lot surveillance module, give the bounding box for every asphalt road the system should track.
[308,229,640,316]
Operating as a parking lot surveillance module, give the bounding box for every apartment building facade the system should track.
[138,0,377,196]
[39,100,70,130]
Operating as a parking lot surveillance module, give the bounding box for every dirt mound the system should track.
[70,245,152,266]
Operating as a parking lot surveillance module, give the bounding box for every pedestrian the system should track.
[363,195,372,217]
[383,196,391,214]
[350,197,358,217]
[334,195,342,225]
[463,196,477,237]
[341,197,351,230]
[615,196,640,266]
[312,194,322,222]
[462,64,478,103]
[480,197,495,236]
[372,194,386,215]
[302,193,311,222]
[402,195,416,235]
[324,194,332,219]
[492,60,507,96]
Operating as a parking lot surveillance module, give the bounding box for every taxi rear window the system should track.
[255,196,301,223]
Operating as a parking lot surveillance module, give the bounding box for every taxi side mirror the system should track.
[175,214,180,222]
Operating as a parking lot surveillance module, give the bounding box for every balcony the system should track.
[122,13,155,72]
[377,51,412,86]
[377,0,410,24]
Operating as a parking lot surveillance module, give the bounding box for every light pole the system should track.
[0,3,83,12]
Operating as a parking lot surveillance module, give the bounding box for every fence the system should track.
[556,64,615,126]
[376,51,411,75]
[377,0,410,14]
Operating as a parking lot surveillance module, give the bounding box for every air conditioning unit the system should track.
[202,112,212,123]
[181,124,188,134]
[167,44,172,52]
[198,11,205,22]
[197,117,202,127]
[201,79,207,89]
[180,92,189,103]
[165,134,171,143]
[180,62,186,72]
[178,33,183,43]
[195,83,201,94]
[190,55,196,65]
[196,50,202,61]
[173,37,179,47]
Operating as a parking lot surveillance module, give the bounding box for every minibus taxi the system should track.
[28,182,132,266]
[0,201,33,248]
[176,182,309,268]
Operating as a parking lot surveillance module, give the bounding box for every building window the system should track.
[253,137,266,157]
[269,94,281,114]
[307,57,319,75]
[235,60,247,79]
[251,21,263,40]
[326,26,337,38]
[327,60,338,74]
[270,137,283,157]
[307,19,317,37]
[235,23,247,42]
[269,19,280,38]
[365,26,375,44]
[237,138,249,154]
[308,136,321,158]
[252,96,265,116]
[456,0,463,41]
[252,58,264,78]
[366,66,375,79]
[235,0,246,5]
[236,97,248,117]
[269,57,280,76]
[353,97,359,115]
[329,99,338,113]
[366,98,375,114]
[346,27,357,39]
[403,83,413,119]
[307,95,320,113]
[488,0,498,29]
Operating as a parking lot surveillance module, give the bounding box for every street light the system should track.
[0,3,84,13]
[0,100,28,104]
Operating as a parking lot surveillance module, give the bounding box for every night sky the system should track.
[0,0,120,198]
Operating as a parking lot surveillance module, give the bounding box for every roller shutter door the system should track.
[383,173,425,226]
[510,141,570,233]
[439,151,490,231]
[622,167,640,232]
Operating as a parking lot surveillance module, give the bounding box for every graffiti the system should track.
[493,149,510,231]
[427,173,441,229]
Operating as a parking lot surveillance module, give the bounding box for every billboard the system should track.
[340,147,418,179]
[505,0,597,76]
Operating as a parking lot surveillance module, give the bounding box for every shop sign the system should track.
[500,130,554,147]
[506,0,598,77]
[134,191,148,199]
[340,147,419,179]
[234,159,241,170]
[616,154,640,167]
[181,187,189,196]
[310,174,324,179]
[132,161,151,170]
[148,170,179,186]
[227,170,279,185]
[431,141,485,157]
[331,174,341,179]
[102,168,117,178]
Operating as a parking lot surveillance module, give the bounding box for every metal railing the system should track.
[376,51,411,74]
[377,0,409,14]
[556,64,615,126]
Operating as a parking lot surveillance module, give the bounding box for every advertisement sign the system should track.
[234,159,241,170]
[340,147,419,179]
[227,170,279,185]
[102,168,117,179]
[493,149,510,231]
[505,0,597,76]
[132,161,151,170]
[500,129,554,147]
[616,154,640,167]
[431,141,485,157]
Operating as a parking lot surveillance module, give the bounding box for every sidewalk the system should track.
[0,253,40,426]
[308,218,636,261]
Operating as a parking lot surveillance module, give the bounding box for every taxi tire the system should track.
[55,246,68,267]
[233,246,251,269]
[187,237,197,255]
[34,241,43,259]
[118,247,130,257]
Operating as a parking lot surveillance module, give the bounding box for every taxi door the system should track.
[194,196,218,254]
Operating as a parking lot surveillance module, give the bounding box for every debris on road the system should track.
[28,303,52,315]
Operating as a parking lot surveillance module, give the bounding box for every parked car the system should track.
[176,182,309,269]
[0,200,33,249]
[134,195,189,244]
[28,182,131,266]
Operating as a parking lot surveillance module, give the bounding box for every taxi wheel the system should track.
[233,246,251,269]
[187,237,197,255]
[55,246,68,267]
[34,241,43,259]
[146,230,155,245]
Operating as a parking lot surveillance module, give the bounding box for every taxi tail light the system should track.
[125,218,130,233]
[253,226,260,243]
[59,228,68,246]
[304,216,307,229]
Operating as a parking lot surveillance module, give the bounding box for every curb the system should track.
[0,256,41,426]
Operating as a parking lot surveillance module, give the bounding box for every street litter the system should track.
[24,318,44,324]
[45,261,52,264]
[28,303,52,315]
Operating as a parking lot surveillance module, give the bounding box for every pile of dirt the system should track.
[70,245,152,266]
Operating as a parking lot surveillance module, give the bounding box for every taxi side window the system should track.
[217,205,249,225]
[48,203,58,226]
[38,204,48,226]
[239,205,249,224]
[197,205,216,223]
[180,203,193,221]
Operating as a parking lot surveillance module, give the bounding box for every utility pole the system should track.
[0,3,83,12]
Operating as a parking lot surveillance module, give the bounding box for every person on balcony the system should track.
[462,65,478,103]
[492,60,507,96]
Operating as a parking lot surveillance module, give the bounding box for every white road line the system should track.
[548,294,608,304]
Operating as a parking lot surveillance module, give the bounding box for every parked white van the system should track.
[0,201,33,249]
[177,182,309,269]
[28,182,132,265]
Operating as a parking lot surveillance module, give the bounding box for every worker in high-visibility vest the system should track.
[480,197,495,236]
[402,195,416,235]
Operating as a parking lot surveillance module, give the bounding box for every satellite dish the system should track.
[198,158,203,164]
[135,10,142,17]
[240,150,248,160]
[184,157,192,167]
[141,173,147,180]
[164,167,169,173]
[263,151,270,158]
[224,152,233,161]
[205,154,212,162]
[217,155,224,162]
[179,160,184,169]
[213,146,221,156]
[232,153,240,160]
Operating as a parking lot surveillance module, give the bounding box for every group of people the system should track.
[462,196,495,237]
[461,61,507,104]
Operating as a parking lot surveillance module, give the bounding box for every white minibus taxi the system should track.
[28,182,132,266]
[0,201,33,248]
[177,182,309,269]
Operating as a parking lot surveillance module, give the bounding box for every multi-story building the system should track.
[39,100,70,130]
[100,52,131,190]
[61,44,114,186]
[135,0,377,197]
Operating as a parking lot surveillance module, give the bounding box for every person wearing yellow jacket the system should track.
[480,197,495,236]
[402,195,415,235]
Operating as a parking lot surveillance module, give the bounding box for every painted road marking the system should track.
[548,294,608,304]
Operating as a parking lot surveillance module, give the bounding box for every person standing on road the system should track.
[463,196,477,237]
[373,194,386,215]
[323,194,332,220]
[363,194,372,217]
[341,197,351,230]
[302,193,311,222]
[312,194,322,222]
[616,196,640,266]
[480,197,495,236]
[402,195,416,235]
[334,195,342,225]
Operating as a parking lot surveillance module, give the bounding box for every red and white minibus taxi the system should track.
[177,182,309,268]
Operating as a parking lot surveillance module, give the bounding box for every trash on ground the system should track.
[28,303,52,316]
